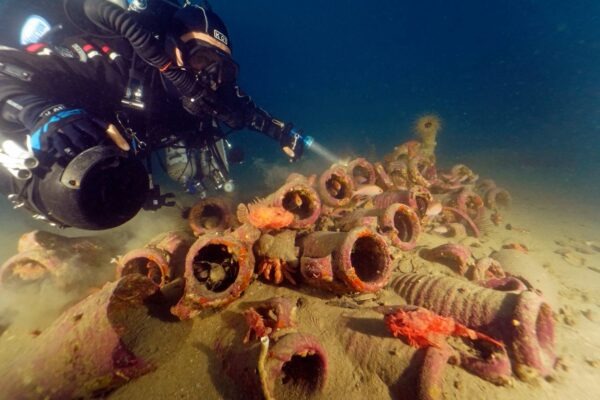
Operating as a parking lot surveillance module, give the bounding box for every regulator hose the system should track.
[82,0,199,96]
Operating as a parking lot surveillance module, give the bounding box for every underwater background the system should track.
[229,0,600,201]
[0,0,597,227]
[0,1,599,399]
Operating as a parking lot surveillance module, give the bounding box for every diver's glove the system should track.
[27,105,111,159]
[279,125,306,161]
[266,119,311,162]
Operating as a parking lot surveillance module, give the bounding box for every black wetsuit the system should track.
[0,37,279,150]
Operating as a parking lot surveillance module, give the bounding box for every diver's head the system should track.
[167,5,238,87]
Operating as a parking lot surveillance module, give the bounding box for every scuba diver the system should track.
[0,0,312,230]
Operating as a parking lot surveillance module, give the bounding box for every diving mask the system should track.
[181,41,239,87]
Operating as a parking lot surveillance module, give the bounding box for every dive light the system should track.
[282,128,313,161]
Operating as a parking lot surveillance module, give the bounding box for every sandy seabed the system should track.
[0,149,598,400]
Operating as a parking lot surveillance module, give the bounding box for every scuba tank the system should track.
[164,137,236,197]
[165,142,196,185]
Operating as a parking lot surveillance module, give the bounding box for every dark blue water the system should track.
[217,0,599,207]
[219,0,599,161]
[0,0,598,204]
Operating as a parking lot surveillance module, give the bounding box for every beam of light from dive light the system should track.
[303,136,342,165]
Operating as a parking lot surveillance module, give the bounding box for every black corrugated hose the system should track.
[82,0,199,97]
